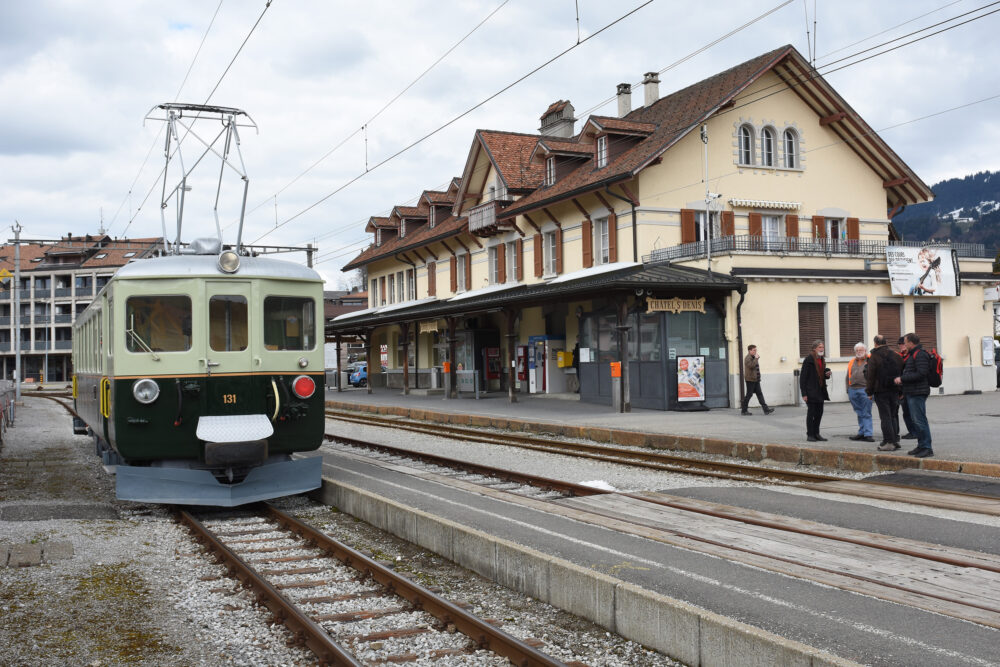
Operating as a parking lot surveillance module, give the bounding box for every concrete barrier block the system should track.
[615,582,700,665]
[735,442,765,461]
[873,454,920,472]
[703,438,736,457]
[840,451,874,473]
[765,444,802,464]
[495,540,550,601]
[452,528,496,580]
[800,448,839,469]
[412,513,453,561]
[547,559,616,630]
[9,543,42,568]
[384,504,416,543]
[699,613,814,667]
[42,541,73,562]
[959,462,1000,478]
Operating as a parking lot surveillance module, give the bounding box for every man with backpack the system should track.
[894,332,933,458]
[867,335,903,450]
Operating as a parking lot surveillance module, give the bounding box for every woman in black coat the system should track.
[799,339,832,442]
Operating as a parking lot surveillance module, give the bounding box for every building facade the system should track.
[0,235,162,383]
[329,45,998,409]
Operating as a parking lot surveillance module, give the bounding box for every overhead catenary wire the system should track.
[252,1,657,245]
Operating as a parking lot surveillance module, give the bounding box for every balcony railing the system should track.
[54,288,72,297]
[645,235,990,263]
[467,199,514,236]
[54,314,73,324]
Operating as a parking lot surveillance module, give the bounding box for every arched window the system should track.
[738,125,754,165]
[783,128,799,169]
[761,127,776,167]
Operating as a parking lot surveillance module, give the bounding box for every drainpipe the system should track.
[604,188,638,263]
[735,283,747,408]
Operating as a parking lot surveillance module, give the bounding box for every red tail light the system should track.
[292,375,316,399]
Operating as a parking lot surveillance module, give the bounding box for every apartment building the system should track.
[329,45,998,409]
[0,235,162,383]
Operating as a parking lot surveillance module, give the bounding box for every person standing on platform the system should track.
[867,335,903,451]
[846,342,874,442]
[741,344,774,416]
[895,332,934,458]
[800,340,832,442]
[571,337,580,394]
[897,336,917,440]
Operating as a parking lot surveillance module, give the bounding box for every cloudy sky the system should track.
[2,0,998,286]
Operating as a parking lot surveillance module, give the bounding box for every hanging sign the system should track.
[647,297,706,314]
[418,320,440,334]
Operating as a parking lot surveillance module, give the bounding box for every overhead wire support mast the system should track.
[145,103,258,255]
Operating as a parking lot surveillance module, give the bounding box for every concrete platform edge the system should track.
[327,400,1000,479]
[311,475,860,667]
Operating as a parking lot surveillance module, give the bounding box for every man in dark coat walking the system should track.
[895,332,933,458]
[866,334,903,451]
[799,339,832,442]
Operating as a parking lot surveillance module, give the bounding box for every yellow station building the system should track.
[329,45,998,410]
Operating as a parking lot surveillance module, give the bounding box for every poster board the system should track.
[886,246,959,296]
[676,355,706,402]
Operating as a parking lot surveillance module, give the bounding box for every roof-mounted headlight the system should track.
[218,250,240,274]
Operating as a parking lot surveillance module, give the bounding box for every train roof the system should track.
[113,253,322,282]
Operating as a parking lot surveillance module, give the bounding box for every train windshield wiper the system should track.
[127,316,160,361]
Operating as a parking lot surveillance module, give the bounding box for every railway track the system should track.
[323,435,1000,631]
[177,503,568,666]
[325,408,1000,515]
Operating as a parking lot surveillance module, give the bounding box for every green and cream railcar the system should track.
[73,248,325,505]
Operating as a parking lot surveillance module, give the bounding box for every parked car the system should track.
[348,364,367,387]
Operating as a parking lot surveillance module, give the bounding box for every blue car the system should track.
[348,364,367,387]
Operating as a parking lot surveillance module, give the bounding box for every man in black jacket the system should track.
[866,334,903,451]
[894,332,933,458]
[800,340,831,442]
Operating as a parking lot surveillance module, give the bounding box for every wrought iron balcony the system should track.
[644,235,990,263]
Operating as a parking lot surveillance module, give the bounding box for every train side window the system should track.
[263,296,315,350]
[126,296,192,352]
[209,295,248,351]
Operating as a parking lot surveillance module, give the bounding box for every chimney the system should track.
[643,72,660,107]
[616,83,632,117]
[539,100,576,138]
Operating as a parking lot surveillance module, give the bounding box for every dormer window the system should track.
[400,221,406,238]
[596,136,608,168]
[545,157,556,186]
[429,207,436,228]
[376,229,382,246]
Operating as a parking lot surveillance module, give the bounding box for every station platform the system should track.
[325,385,1000,475]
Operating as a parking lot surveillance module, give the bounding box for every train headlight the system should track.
[292,375,316,399]
[218,251,240,274]
[132,378,160,404]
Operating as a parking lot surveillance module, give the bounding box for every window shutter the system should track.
[465,253,472,287]
[812,215,825,238]
[450,256,457,292]
[877,303,901,344]
[720,210,735,237]
[533,234,543,277]
[846,217,860,240]
[607,213,618,263]
[838,302,865,357]
[497,243,506,284]
[748,212,762,236]
[785,214,799,250]
[515,238,523,281]
[680,209,696,244]
[555,227,563,274]
[427,262,436,297]
[914,303,938,351]
[581,218,593,268]
[797,302,825,357]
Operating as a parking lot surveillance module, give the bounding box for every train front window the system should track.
[209,295,248,351]
[263,296,315,350]
[126,296,192,352]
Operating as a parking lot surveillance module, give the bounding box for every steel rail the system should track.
[263,504,567,667]
[176,508,361,666]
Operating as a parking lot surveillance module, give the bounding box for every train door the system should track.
[203,281,253,415]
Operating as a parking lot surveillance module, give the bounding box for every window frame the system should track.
[543,231,557,276]
[456,253,468,292]
[596,135,608,168]
[783,128,799,169]
[545,157,556,186]
[738,124,755,165]
[837,301,866,357]
[761,126,775,167]
[504,241,517,283]
[594,217,610,265]
[797,300,827,358]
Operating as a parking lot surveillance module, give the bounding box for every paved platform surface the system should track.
[326,386,1000,471]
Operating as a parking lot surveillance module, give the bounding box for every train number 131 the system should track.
[222,393,237,404]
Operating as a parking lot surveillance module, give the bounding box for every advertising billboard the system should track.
[886,246,960,297]
[676,355,706,402]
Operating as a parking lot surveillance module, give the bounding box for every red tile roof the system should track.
[478,130,545,191]
[586,116,657,135]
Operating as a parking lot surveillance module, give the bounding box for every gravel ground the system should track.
[0,396,679,666]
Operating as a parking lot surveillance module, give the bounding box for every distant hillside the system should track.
[893,170,1000,257]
